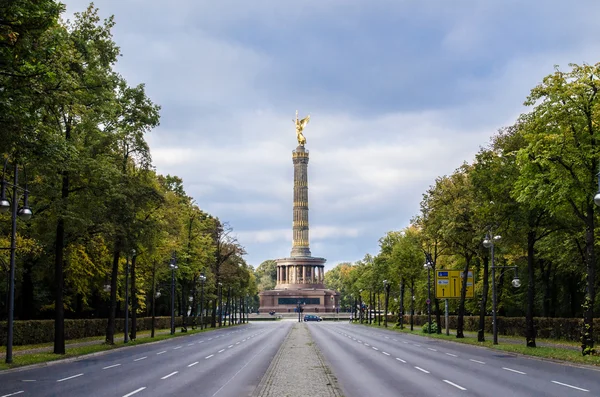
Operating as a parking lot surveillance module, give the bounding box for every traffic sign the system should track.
[435,270,474,299]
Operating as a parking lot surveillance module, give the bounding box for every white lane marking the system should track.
[428,348,437,351]
[21,380,36,382]
[372,347,379,351]
[235,342,240,345]
[382,352,390,356]
[208,338,213,340]
[385,336,389,339]
[551,381,589,392]
[242,339,246,342]
[205,354,214,359]
[122,387,146,397]
[415,367,430,373]
[161,371,178,380]
[157,350,167,355]
[470,359,485,364]
[352,338,357,341]
[218,349,225,353]
[134,356,147,361]
[396,358,406,363]
[393,339,398,341]
[1,392,24,397]
[173,346,182,350]
[443,380,467,390]
[228,345,234,348]
[445,353,457,357]
[188,361,199,367]
[413,344,421,347]
[188,343,195,346]
[364,343,370,347]
[57,373,84,382]
[403,341,408,344]
[502,367,526,375]
[357,340,363,343]
[102,364,121,369]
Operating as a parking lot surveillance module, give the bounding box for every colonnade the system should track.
[277,265,324,285]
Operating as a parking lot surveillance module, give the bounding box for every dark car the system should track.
[304,314,322,322]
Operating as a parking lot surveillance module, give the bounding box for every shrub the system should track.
[422,322,438,334]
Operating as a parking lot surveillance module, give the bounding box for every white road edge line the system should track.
[157,350,166,355]
[502,367,526,375]
[57,373,84,382]
[205,354,214,359]
[188,361,199,367]
[161,371,178,380]
[445,353,457,357]
[470,359,485,364]
[382,352,390,356]
[396,358,406,363]
[1,391,24,397]
[134,356,147,361]
[443,380,467,391]
[102,364,121,369]
[122,387,146,397]
[551,381,589,392]
[415,366,430,374]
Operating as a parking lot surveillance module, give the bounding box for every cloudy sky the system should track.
[63,0,600,270]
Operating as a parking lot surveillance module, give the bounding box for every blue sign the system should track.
[438,271,449,277]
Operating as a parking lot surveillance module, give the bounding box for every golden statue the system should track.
[293,110,310,146]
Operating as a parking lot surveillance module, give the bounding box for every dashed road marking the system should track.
[443,380,467,390]
[415,367,429,373]
[122,387,146,397]
[57,373,84,382]
[157,350,166,355]
[502,367,526,375]
[445,353,457,357]
[173,346,182,350]
[205,354,214,359]
[396,358,406,363]
[228,345,234,348]
[134,356,147,361]
[161,371,178,380]
[428,348,437,351]
[1,392,24,397]
[188,361,199,367]
[102,364,121,370]
[187,343,195,346]
[382,352,390,356]
[218,349,225,353]
[372,347,379,351]
[470,359,485,364]
[551,381,589,392]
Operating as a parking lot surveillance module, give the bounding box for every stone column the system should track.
[303,266,306,284]
[291,146,311,257]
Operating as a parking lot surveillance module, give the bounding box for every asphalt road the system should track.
[309,322,600,397]
[0,322,291,397]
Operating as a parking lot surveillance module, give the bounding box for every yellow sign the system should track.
[435,270,474,299]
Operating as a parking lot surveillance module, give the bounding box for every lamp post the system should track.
[218,282,223,327]
[424,253,433,334]
[297,299,301,322]
[199,273,206,330]
[124,252,130,343]
[169,253,178,335]
[483,234,520,344]
[359,289,363,324]
[1,159,33,364]
[383,280,390,328]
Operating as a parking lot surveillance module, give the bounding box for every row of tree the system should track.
[323,63,600,355]
[1,1,256,355]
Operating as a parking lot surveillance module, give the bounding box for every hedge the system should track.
[0,316,211,346]
[383,315,600,343]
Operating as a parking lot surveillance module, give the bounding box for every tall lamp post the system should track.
[424,253,434,334]
[483,234,520,344]
[1,159,33,364]
[199,273,206,330]
[169,253,178,335]
[217,282,223,327]
[359,289,363,324]
[297,299,301,322]
[383,280,390,328]
[124,251,131,343]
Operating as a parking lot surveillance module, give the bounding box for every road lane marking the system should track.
[1,392,24,397]
[372,347,379,351]
[413,344,421,347]
[358,340,363,343]
[235,342,240,344]
[188,343,195,346]
[173,346,182,350]
[198,340,204,343]
[228,345,234,348]
[161,371,178,379]
[443,380,467,390]
[157,350,167,355]
[403,341,408,344]
[470,359,485,364]
[445,353,457,357]
[21,380,36,382]
[428,348,437,351]
[364,343,370,346]
[57,373,84,382]
[502,367,526,375]
[382,352,390,356]
[134,356,147,361]
[242,339,246,342]
[102,364,121,369]
[551,381,589,392]
[415,367,430,373]
[218,349,225,353]
[188,361,199,367]
[393,339,398,341]
[205,354,214,359]
[396,358,406,363]
[122,387,146,397]
[208,338,213,340]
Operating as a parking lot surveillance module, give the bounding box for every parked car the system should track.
[304,314,322,322]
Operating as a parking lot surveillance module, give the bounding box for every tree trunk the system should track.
[212,296,217,328]
[53,216,66,354]
[456,254,470,338]
[151,263,156,338]
[399,280,405,329]
[582,205,596,355]
[106,240,121,344]
[130,254,137,340]
[526,230,536,348]
[478,255,489,342]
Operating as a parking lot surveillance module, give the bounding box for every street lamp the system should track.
[123,250,134,343]
[424,253,434,334]
[1,159,33,364]
[199,273,206,330]
[383,280,390,328]
[359,289,363,324]
[297,299,301,322]
[217,282,223,327]
[483,233,520,344]
[169,252,178,335]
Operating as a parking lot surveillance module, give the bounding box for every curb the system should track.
[251,323,293,397]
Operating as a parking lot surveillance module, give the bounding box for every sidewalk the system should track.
[252,323,343,397]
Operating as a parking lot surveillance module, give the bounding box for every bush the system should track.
[422,322,438,334]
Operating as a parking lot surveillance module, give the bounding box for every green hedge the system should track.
[0,316,193,346]
[388,315,600,343]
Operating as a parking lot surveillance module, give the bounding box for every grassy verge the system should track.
[363,323,600,367]
[0,324,242,371]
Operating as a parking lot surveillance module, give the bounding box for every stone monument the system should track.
[258,112,339,314]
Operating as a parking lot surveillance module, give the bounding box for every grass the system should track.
[362,322,600,367]
[0,324,242,371]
